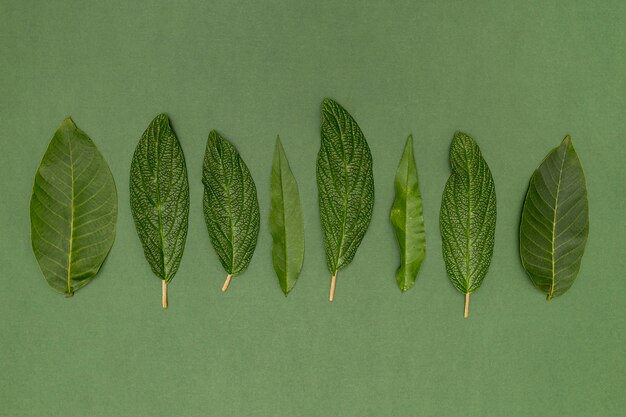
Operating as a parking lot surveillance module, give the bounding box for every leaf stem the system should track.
[464,293,470,318]
[162,280,168,309]
[329,272,337,302]
[222,274,233,292]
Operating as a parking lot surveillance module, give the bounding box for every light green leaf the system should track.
[317,98,374,301]
[30,118,118,296]
[202,130,260,292]
[130,114,189,308]
[390,135,426,292]
[520,136,589,300]
[269,136,305,295]
[440,131,496,317]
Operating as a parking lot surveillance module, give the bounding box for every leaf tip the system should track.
[62,116,76,128]
[404,135,414,152]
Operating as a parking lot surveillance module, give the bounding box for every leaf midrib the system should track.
[154,134,168,281]
[465,148,472,293]
[332,114,349,274]
[277,151,289,285]
[223,152,235,275]
[67,137,75,295]
[549,144,568,299]
[401,142,412,289]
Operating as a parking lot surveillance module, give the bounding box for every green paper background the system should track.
[1,1,624,416]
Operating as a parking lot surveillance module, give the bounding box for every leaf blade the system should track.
[439,132,496,315]
[520,136,589,299]
[30,118,118,296]
[202,130,260,279]
[129,114,190,285]
[316,98,374,298]
[269,136,305,295]
[390,135,426,292]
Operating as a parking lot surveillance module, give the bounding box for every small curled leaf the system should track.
[269,136,305,295]
[390,135,426,292]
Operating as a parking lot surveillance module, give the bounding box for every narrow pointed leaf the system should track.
[202,130,260,289]
[269,136,305,295]
[316,98,374,300]
[390,135,426,292]
[440,132,496,317]
[520,136,589,300]
[30,118,118,296]
[129,114,190,307]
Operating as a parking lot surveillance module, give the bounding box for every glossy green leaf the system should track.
[440,132,496,317]
[390,135,426,292]
[30,118,118,296]
[269,136,305,295]
[520,136,589,300]
[317,98,374,301]
[129,114,189,308]
[202,130,260,292]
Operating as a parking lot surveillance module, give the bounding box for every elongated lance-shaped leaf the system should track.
[390,135,426,292]
[30,118,118,296]
[520,136,589,300]
[202,130,260,292]
[316,98,374,301]
[440,131,496,318]
[130,114,189,308]
[269,136,305,295]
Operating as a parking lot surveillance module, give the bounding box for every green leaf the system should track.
[202,130,260,292]
[316,98,374,301]
[129,114,190,308]
[30,118,118,296]
[269,136,305,296]
[520,136,589,300]
[440,131,496,318]
[390,135,426,293]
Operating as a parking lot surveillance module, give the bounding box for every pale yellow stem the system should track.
[464,293,470,318]
[222,274,233,292]
[162,280,168,309]
[329,273,337,302]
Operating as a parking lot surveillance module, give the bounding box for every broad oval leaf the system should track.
[317,98,374,301]
[520,136,589,300]
[390,135,426,293]
[269,136,305,295]
[202,130,260,291]
[130,114,190,308]
[440,131,496,317]
[30,117,118,296]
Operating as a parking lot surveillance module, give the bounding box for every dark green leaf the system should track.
[317,98,374,301]
[202,130,260,291]
[269,136,305,295]
[390,135,426,292]
[520,136,589,300]
[30,118,118,296]
[130,114,189,308]
[440,131,496,317]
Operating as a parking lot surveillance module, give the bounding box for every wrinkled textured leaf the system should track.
[520,136,589,300]
[269,136,305,295]
[317,98,374,300]
[202,130,260,286]
[440,132,496,317]
[390,135,426,292]
[129,114,189,294]
[30,118,118,296]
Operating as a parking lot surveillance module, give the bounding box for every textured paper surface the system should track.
[1,1,624,416]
